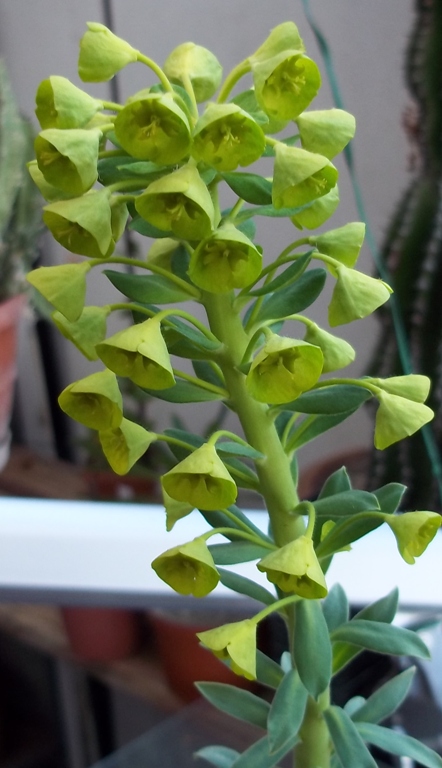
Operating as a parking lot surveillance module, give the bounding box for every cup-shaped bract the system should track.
[385,511,442,565]
[246,335,323,405]
[78,22,138,82]
[43,190,114,259]
[192,103,266,172]
[152,537,219,597]
[303,322,355,373]
[161,442,237,511]
[28,160,75,202]
[52,305,109,360]
[26,261,91,322]
[96,317,175,390]
[374,391,434,450]
[257,535,327,599]
[110,201,129,246]
[328,265,392,327]
[114,93,191,164]
[58,369,123,430]
[35,76,103,130]
[188,224,262,293]
[35,128,101,196]
[163,488,194,532]
[197,619,257,679]
[163,42,223,102]
[369,374,431,404]
[310,222,366,268]
[296,109,355,159]
[147,237,181,270]
[252,52,320,121]
[249,21,305,64]
[273,144,338,210]
[291,185,340,230]
[135,163,215,240]
[99,418,156,475]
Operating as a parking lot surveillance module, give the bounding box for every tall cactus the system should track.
[369,0,442,508]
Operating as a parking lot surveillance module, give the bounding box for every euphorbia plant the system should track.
[27,20,442,768]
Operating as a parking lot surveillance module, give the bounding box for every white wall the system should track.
[0,0,414,468]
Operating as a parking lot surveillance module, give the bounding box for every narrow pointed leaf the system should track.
[324,706,378,768]
[373,482,406,514]
[331,620,430,658]
[268,670,308,754]
[322,584,349,632]
[356,723,442,768]
[196,746,239,768]
[255,268,326,322]
[217,441,264,460]
[294,600,332,698]
[209,542,271,565]
[313,490,380,518]
[218,568,276,605]
[231,732,299,768]
[285,385,372,414]
[142,381,224,403]
[318,467,352,498]
[222,172,272,205]
[192,360,225,388]
[249,253,312,296]
[355,589,399,623]
[104,270,192,303]
[288,408,362,451]
[196,682,270,729]
[255,651,285,689]
[352,667,415,724]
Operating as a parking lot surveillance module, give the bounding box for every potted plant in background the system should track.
[26,19,442,767]
[0,61,41,470]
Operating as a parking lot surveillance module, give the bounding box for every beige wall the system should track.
[0,1,414,467]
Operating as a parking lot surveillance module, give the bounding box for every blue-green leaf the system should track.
[222,172,272,205]
[313,490,379,518]
[287,409,361,451]
[373,482,406,514]
[267,670,308,754]
[196,682,270,730]
[143,381,224,403]
[286,385,372,415]
[196,746,239,768]
[218,568,276,605]
[355,722,442,768]
[165,316,221,352]
[318,467,352,498]
[324,706,378,768]
[129,215,173,238]
[254,269,326,322]
[209,542,270,565]
[216,441,264,461]
[294,600,332,699]
[231,732,299,768]
[322,584,349,632]
[351,667,415,724]
[192,360,225,388]
[104,270,192,303]
[331,620,430,659]
[249,253,312,296]
[355,588,399,623]
[255,651,284,689]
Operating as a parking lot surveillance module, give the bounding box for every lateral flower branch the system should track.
[27,20,442,768]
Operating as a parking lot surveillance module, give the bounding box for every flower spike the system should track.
[161,443,237,511]
[152,537,219,597]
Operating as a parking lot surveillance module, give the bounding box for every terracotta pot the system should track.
[61,606,142,662]
[0,294,25,471]
[148,608,254,703]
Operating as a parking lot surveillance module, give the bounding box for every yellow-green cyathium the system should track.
[246,334,323,404]
[152,537,219,597]
[58,369,123,430]
[161,443,237,510]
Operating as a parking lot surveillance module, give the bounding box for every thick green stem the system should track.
[203,292,304,547]
[295,695,331,768]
